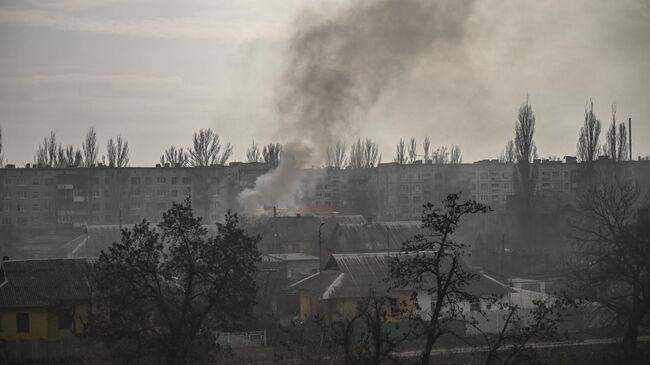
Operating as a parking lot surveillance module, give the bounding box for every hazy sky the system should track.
[1,0,649,166]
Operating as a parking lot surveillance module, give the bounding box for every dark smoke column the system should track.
[239,0,476,215]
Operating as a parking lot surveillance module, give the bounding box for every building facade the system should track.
[1,158,648,233]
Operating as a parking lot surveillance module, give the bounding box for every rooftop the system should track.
[0,258,93,308]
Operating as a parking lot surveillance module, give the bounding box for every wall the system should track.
[0,304,89,340]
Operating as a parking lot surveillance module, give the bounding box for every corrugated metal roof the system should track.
[291,252,512,300]
[264,253,320,262]
[0,258,92,308]
[329,222,425,253]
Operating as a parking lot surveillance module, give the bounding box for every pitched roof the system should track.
[0,258,93,308]
[290,252,512,300]
[264,253,320,262]
[329,222,425,253]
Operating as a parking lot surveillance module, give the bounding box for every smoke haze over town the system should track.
[1,0,649,165]
[2,1,650,364]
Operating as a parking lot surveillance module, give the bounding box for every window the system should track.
[156,177,166,184]
[2,217,11,225]
[4,178,11,185]
[16,313,30,333]
[171,190,178,198]
[171,177,178,185]
[131,177,140,185]
[182,177,192,184]
[17,191,27,199]
[32,178,39,185]
[31,191,40,199]
[470,301,480,312]
[388,297,400,316]
[57,307,74,330]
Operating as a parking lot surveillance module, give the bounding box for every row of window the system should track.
[11,310,73,334]
[3,177,55,185]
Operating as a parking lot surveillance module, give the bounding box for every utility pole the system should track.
[318,223,323,274]
[386,224,390,255]
[500,233,505,274]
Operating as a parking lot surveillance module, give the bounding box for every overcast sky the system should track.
[1,0,649,166]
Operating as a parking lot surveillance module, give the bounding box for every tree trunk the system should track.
[622,321,638,364]
[420,332,437,365]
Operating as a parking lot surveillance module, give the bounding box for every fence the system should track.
[217,330,267,348]
[0,338,81,362]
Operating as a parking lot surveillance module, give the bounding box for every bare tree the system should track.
[570,179,650,363]
[498,139,516,163]
[326,141,348,168]
[617,122,628,162]
[325,291,412,365]
[107,136,130,168]
[219,142,233,165]
[423,136,430,163]
[349,139,363,169]
[431,146,449,164]
[604,104,628,162]
[393,138,407,164]
[390,193,491,365]
[160,146,189,167]
[246,140,261,163]
[74,150,83,167]
[62,145,77,167]
[577,99,601,163]
[188,128,231,166]
[479,296,576,365]
[56,144,66,168]
[35,131,59,167]
[82,127,99,167]
[512,97,539,248]
[362,139,380,168]
[408,137,418,163]
[262,143,282,168]
[450,145,462,164]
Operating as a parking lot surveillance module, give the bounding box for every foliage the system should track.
[389,193,491,365]
[86,197,261,365]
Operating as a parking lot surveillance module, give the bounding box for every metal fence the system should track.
[0,338,81,362]
[217,330,267,348]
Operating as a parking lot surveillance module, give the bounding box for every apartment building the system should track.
[1,158,648,232]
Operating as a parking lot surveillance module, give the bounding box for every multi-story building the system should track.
[1,158,648,232]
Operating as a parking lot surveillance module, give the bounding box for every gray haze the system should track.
[239,0,475,214]
[0,0,649,166]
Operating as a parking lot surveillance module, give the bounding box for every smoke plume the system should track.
[238,0,476,215]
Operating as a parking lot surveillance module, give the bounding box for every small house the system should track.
[0,258,92,340]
